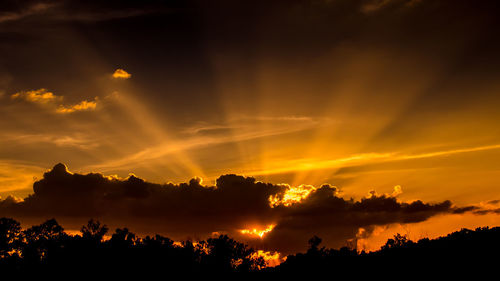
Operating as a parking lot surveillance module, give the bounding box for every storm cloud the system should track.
[0,163,478,253]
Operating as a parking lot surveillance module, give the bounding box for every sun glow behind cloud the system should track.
[269,184,317,207]
[251,250,286,267]
[240,224,276,238]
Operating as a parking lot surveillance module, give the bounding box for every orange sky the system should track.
[1,0,500,253]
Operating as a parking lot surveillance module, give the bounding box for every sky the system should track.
[1,0,500,255]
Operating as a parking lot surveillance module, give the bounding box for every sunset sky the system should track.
[1,0,500,255]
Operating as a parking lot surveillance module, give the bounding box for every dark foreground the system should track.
[0,217,498,273]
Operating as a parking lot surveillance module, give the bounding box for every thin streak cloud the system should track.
[87,116,329,172]
[245,143,500,176]
[0,2,55,23]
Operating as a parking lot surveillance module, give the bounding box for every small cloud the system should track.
[11,88,62,104]
[392,185,403,197]
[112,68,131,79]
[56,99,97,114]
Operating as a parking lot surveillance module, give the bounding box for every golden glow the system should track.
[269,184,316,207]
[83,91,208,180]
[0,161,45,196]
[356,212,500,252]
[112,68,131,79]
[3,7,500,255]
[251,250,286,267]
[240,224,275,238]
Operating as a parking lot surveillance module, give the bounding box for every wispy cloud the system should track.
[0,133,99,150]
[396,144,500,161]
[360,0,422,14]
[244,143,500,177]
[11,88,62,104]
[0,1,171,24]
[87,116,329,171]
[10,88,97,114]
[0,2,56,23]
[56,99,97,114]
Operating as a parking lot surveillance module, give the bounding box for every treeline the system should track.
[274,227,500,273]
[0,218,265,273]
[1,217,499,273]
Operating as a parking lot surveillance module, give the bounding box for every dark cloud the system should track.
[0,163,478,253]
[472,208,500,216]
[265,184,456,252]
[3,163,285,235]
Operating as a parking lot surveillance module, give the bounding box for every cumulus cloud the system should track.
[112,69,131,79]
[0,163,482,253]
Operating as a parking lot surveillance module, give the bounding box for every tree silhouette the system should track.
[200,235,264,272]
[0,218,21,259]
[110,228,137,247]
[308,236,322,250]
[20,218,67,268]
[0,217,499,273]
[80,219,108,242]
[381,233,413,250]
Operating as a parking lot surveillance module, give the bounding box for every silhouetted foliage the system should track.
[0,218,21,259]
[0,218,267,273]
[272,227,499,274]
[0,217,499,273]
[200,235,266,272]
[80,219,108,242]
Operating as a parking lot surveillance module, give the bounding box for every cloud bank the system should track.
[0,163,482,253]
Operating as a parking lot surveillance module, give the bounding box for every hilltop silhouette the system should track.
[0,217,498,273]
